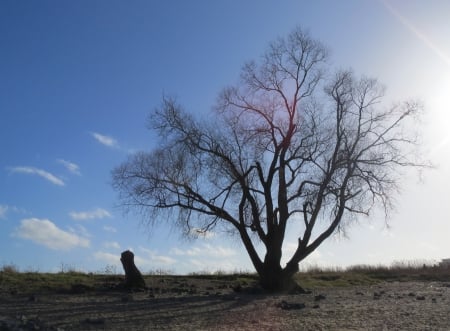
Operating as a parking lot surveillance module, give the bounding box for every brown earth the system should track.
[1,277,449,330]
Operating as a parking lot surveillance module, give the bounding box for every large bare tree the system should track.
[113,27,424,291]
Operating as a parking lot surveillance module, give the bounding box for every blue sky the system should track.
[1,0,449,274]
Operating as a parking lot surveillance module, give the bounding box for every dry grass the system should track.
[1,262,449,330]
[1,260,448,294]
[295,260,450,288]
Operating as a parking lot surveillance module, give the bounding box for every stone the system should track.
[276,300,306,310]
[120,250,146,289]
[314,294,326,301]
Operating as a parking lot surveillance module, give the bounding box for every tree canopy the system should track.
[113,27,424,291]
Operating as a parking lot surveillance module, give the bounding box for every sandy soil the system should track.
[1,278,449,330]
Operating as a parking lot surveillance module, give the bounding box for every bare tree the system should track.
[113,27,424,291]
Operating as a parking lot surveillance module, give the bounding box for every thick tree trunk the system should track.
[257,233,300,292]
[120,250,146,289]
[258,269,298,292]
[258,260,301,292]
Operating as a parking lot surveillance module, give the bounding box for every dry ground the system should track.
[1,276,449,330]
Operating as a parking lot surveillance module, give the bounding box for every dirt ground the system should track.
[1,277,449,330]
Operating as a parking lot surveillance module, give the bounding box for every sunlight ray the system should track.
[381,0,450,67]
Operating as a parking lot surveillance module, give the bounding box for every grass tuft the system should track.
[296,259,450,288]
[1,260,448,294]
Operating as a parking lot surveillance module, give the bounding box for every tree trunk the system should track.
[258,260,301,292]
[120,250,146,289]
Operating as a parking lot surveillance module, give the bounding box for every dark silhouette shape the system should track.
[120,250,146,289]
[113,26,427,292]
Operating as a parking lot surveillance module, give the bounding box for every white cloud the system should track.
[170,243,236,258]
[189,228,215,239]
[9,166,65,186]
[186,258,238,273]
[103,241,121,249]
[91,132,119,148]
[103,225,118,233]
[138,247,177,266]
[281,242,298,267]
[169,243,251,274]
[0,205,29,220]
[68,224,91,238]
[69,208,112,221]
[15,218,90,250]
[94,248,176,273]
[94,251,122,269]
[0,205,7,219]
[57,159,81,176]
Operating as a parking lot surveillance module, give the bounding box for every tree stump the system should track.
[120,250,146,289]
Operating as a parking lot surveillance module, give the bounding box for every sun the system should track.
[428,74,450,159]
[381,1,450,160]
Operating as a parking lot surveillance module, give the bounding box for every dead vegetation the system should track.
[0,262,449,330]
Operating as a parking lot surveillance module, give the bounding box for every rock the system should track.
[314,294,326,301]
[288,286,311,294]
[120,250,146,289]
[276,300,306,310]
[121,294,133,302]
[28,294,38,302]
[69,283,92,294]
[233,284,242,292]
[416,295,426,300]
[83,317,105,325]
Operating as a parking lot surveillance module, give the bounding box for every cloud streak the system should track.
[58,159,81,176]
[94,248,176,273]
[170,243,236,258]
[103,241,121,249]
[14,218,90,250]
[139,247,177,266]
[103,225,117,233]
[91,132,119,148]
[0,205,7,219]
[69,208,112,221]
[9,166,65,186]
[381,0,450,67]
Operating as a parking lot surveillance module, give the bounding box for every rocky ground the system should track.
[1,277,449,330]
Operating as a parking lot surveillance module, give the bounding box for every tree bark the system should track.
[120,250,146,289]
[258,265,301,292]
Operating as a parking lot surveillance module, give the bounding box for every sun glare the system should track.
[429,77,450,158]
[381,0,450,67]
[380,1,450,160]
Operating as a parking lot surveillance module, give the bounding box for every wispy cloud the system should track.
[94,249,176,274]
[14,218,90,250]
[0,204,29,220]
[9,166,65,186]
[93,251,122,269]
[169,243,241,274]
[91,132,119,148]
[0,205,7,219]
[139,247,177,266]
[58,159,81,176]
[68,224,91,238]
[103,241,121,249]
[103,225,117,233]
[189,228,215,239]
[170,243,236,258]
[186,258,239,273]
[69,208,112,221]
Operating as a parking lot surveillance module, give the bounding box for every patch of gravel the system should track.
[1,281,449,330]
